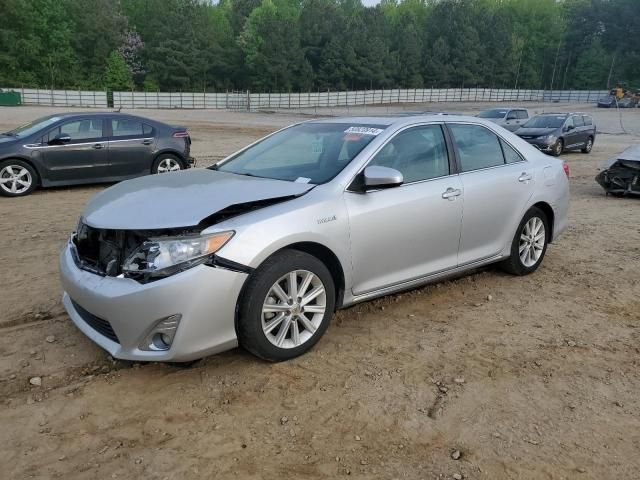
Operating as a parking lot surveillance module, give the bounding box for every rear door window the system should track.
[500,139,524,164]
[448,124,505,172]
[573,115,585,127]
[582,115,593,126]
[111,119,145,138]
[517,110,529,119]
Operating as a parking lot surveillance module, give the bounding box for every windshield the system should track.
[523,115,566,129]
[5,116,61,137]
[215,122,386,184]
[478,109,507,119]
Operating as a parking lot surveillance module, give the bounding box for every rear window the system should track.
[501,139,523,164]
[111,119,145,137]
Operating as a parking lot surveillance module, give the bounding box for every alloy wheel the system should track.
[585,138,593,152]
[0,165,32,194]
[157,158,181,173]
[519,216,546,267]
[261,270,327,349]
[554,140,563,156]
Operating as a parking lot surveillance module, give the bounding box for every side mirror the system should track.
[363,166,403,190]
[49,133,71,145]
[565,124,575,132]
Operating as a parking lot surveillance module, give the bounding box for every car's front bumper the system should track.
[59,242,247,362]
[519,137,555,153]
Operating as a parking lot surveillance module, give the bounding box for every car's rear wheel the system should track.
[0,159,37,197]
[551,139,563,157]
[237,250,335,362]
[581,136,594,153]
[499,207,549,275]
[151,154,184,174]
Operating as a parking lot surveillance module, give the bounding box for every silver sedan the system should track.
[60,115,570,362]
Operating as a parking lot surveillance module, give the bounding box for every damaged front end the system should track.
[596,146,640,196]
[71,221,249,284]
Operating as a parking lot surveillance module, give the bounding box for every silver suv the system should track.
[60,116,569,362]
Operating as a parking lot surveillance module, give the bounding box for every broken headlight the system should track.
[123,231,234,278]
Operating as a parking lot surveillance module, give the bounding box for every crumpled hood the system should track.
[599,145,640,170]
[83,168,314,230]
[515,127,556,137]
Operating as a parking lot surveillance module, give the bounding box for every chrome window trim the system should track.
[24,137,153,149]
[108,137,153,143]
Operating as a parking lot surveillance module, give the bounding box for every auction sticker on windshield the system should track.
[344,126,384,136]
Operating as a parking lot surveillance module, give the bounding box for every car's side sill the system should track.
[344,254,504,307]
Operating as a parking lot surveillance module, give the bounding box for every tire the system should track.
[0,159,38,197]
[581,136,594,154]
[499,207,550,276]
[151,154,184,174]
[237,249,336,362]
[550,138,563,157]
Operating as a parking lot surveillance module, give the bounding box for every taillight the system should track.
[563,162,570,177]
[172,131,189,138]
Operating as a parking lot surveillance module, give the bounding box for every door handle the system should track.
[518,172,532,182]
[92,143,104,150]
[442,187,462,200]
[142,139,152,145]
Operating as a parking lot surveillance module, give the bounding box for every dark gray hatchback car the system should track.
[514,112,596,157]
[0,112,194,197]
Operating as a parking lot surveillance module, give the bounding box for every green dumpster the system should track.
[0,90,22,106]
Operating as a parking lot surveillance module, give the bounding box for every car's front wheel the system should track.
[581,136,594,153]
[551,139,563,157]
[151,154,184,174]
[237,250,335,362]
[500,207,549,275]
[0,159,38,197]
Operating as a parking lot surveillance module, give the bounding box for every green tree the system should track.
[104,50,134,90]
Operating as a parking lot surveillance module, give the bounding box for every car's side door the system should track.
[344,124,463,296]
[447,123,535,265]
[503,110,523,131]
[40,118,109,182]
[561,116,580,149]
[571,115,588,147]
[107,117,156,177]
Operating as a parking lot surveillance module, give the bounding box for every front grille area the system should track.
[71,299,120,344]
[74,223,140,276]
[73,221,201,278]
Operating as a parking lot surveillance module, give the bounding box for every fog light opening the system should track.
[152,332,172,350]
[140,314,182,352]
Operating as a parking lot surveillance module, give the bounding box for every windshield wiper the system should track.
[1,132,17,137]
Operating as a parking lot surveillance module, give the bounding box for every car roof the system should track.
[52,112,147,119]
[309,114,494,128]
[537,112,590,116]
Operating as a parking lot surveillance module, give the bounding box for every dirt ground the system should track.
[0,103,638,480]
